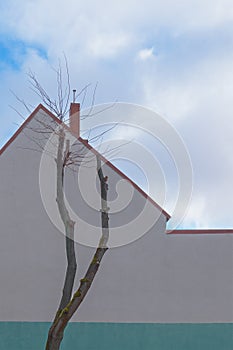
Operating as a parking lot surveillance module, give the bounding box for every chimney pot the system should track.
[69,103,80,137]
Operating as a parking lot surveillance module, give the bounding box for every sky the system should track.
[0,0,233,229]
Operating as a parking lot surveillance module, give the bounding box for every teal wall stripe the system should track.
[0,322,232,350]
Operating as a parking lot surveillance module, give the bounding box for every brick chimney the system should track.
[69,103,80,137]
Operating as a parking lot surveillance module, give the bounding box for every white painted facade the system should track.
[0,106,232,323]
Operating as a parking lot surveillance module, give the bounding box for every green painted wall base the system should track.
[0,322,232,350]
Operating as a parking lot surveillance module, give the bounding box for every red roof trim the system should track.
[0,104,62,156]
[167,229,233,234]
[0,104,171,220]
[78,137,171,220]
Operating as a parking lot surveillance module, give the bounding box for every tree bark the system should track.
[56,130,77,314]
[45,153,109,350]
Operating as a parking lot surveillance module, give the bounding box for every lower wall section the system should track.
[0,322,232,350]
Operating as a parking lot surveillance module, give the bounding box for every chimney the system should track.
[69,102,80,137]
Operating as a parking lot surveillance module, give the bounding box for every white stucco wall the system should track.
[0,108,232,323]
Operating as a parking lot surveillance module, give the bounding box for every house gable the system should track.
[0,104,170,221]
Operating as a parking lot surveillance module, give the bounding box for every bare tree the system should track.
[14,61,111,350]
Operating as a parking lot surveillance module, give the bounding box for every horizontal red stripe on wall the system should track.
[167,229,233,234]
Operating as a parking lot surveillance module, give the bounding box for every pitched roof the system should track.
[0,104,171,221]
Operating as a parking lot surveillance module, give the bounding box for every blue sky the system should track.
[0,0,233,229]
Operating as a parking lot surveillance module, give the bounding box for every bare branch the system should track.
[80,100,117,120]
[10,90,32,114]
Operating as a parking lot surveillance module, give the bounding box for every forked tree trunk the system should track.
[54,129,77,319]
[45,151,109,350]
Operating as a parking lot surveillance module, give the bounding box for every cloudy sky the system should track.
[0,0,233,229]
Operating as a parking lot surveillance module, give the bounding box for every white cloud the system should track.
[87,33,131,58]
[2,0,233,58]
[137,47,155,61]
[142,81,196,121]
[140,51,233,121]
[181,194,209,228]
[138,52,233,227]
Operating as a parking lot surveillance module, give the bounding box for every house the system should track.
[0,104,232,349]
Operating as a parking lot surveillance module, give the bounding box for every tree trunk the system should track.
[55,130,77,317]
[46,331,64,350]
[45,153,110,350]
